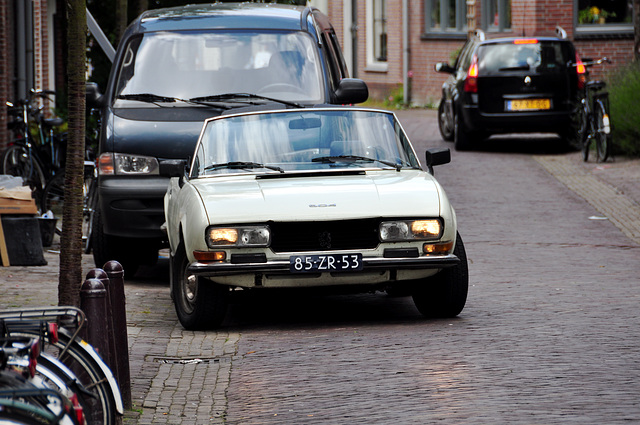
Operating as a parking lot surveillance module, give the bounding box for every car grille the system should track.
[270,219,380,253]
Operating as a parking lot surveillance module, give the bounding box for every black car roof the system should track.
[135,3,310,33]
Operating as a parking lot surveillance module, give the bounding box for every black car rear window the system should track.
[477,41,570,75]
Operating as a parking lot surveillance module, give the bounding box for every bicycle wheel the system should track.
[594,98,611,162]
[9,328,121,425]
[83,164,98,254]
[0,144,47,192]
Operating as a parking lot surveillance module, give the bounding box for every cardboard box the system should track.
[0,197,38,215]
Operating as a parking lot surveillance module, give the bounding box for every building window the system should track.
[576,0,633,35]
[366,0,387,71]
[425,0,467,34]
[482,0,511,32]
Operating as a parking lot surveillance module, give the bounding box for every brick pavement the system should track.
[1,109,639,424]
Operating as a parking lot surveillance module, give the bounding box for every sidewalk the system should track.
[534,152,640,245]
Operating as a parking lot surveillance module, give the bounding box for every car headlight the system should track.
[113,153,159,175]
[379,219,442,242]
[206,226,271,248]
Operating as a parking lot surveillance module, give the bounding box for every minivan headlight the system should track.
[113,153,159,175]
[206,226,271,248]
[379,219,442,242]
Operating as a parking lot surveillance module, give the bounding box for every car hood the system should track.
[192,171,442,224]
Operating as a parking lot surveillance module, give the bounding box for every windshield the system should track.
[191,109,421,176]
[478,41,570,74]
[114,30,324,105]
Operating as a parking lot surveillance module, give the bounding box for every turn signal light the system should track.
[423,241,454,255]
[193,251,226,262]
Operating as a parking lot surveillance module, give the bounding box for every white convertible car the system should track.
[162,107,468,329]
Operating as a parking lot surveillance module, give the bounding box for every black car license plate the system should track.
[290,254,363,273]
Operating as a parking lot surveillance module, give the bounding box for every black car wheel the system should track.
[438,100,454,142]
[172,242,228,330]
[412,232,468,318]
[454,114,473,151]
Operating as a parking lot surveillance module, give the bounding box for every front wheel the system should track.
[0,143,47,195]
[438,100,454,142]
[412,233,469,318]
[594,99,611,163]
[172,242,229,330]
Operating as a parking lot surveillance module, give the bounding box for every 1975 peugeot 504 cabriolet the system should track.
[161,107,468,329]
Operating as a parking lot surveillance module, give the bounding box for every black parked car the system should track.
[87,3,368,273]
[435,28,582,150]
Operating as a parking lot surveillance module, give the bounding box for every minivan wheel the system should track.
[454,114,473,151]
[91,207,141,275]
[172,243,228,330]
[411,232,469,318]
[438,101,454,141]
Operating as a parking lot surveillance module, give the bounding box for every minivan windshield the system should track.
[114,30,324,106]
[191,109,421,176]
[478,41,570,74]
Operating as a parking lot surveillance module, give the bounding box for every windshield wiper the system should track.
[189,93,302,108]
[203,161,284,173]
[312,155,403,171]
[118,93,179,103]
[117,93,229,110]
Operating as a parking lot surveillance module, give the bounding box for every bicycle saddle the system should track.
[586,80,606,91]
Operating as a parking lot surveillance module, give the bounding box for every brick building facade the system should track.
[317,0,636,106]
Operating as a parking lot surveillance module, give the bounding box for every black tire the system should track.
[91,207,141,275]
[594,99,611,163]
[437,100,454,142]
[172,242,229,330]
[412,232,469,318]
[454,113,473,151]
[0,143,47,194]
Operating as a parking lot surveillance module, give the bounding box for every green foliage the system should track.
[384,85,405,109]
[608,62,640,157]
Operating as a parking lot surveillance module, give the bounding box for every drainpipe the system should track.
[402,0,410,105]
[16,0,27,97]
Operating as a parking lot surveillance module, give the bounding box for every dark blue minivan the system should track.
[88,3,368,272]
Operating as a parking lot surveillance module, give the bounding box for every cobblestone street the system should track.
[1,109,638,424]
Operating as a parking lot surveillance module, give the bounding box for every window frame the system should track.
[574,0,633,37]
[366,0,388,72]
[481,0,511,33]
[424,0,468,37]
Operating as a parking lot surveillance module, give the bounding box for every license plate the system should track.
[290,254,363,273]
[506,99,551,111]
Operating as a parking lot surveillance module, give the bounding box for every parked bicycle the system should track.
[1,89,67,199]
[575,57,613,162]
[0,335,86,424]
[1,307,124,425]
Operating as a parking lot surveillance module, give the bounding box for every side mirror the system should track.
[425,148,451,175]
[86,82,104,109]
[335,78,369,104]
[434,62,455,74]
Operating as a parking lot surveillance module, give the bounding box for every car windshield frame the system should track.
[189,108,422,178]
[113,29,325,106]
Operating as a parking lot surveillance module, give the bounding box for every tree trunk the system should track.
[59,0,86,307]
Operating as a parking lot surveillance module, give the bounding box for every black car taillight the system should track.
[464,54,479,93]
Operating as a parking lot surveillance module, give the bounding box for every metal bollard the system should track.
[86,268,118,377]
[103,260,132,410]
[80,279,109,359]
